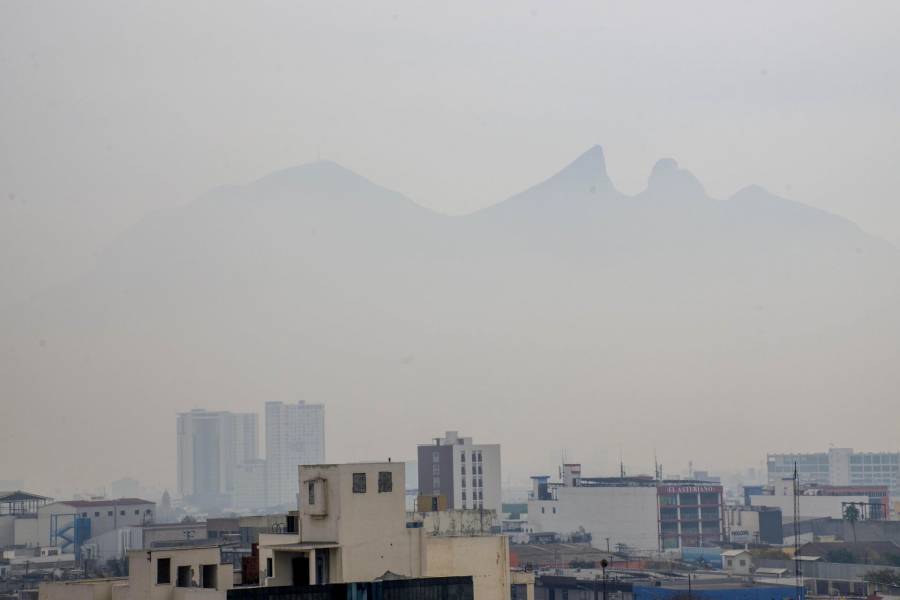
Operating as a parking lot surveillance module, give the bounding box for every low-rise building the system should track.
[38,498,155,556]
[258,461,510,600]
[723,505,783,545]
[750,479,870,520]
[527,464,724,553]
[721,549,753,575]
[38,544,233,600]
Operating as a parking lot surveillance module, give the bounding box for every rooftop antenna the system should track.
[619,448,626,479]
[654,450,660,481]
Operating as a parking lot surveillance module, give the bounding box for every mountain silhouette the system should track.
[3,146,899,490]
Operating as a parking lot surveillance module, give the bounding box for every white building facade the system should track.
[265,401,325,507]
[768,448,900,496]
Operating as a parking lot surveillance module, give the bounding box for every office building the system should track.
[177,409,259,509]
[768,448,900,497]
[264,401,325,507]
[416,431,502,514]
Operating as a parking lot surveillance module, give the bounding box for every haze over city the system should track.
[2,0,900,499]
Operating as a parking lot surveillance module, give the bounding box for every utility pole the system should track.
[793,462,803,599]
[606,537,610,554]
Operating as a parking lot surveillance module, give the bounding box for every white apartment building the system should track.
[176,409,259,508]
[417,431,502,515]
[265,401,325,507]
[233,459,268,510]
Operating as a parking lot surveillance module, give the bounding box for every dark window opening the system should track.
[266,557,273,578]
[352,472,367,493]
[177,565,191,587]
[308,481,316,505]
[201,564,217,589]
[157,558,171,584]
[378,471,393,493]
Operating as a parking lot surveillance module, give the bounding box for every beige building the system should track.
[39,544,232,600]
[721,549,753,575]
[258,461,510,600]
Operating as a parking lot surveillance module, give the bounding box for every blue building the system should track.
[634,583,804,600]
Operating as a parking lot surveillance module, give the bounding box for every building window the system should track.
[266,558,273,578]
[462,491,467,501]
[460,452,466,462]
[433,451,440,462]
[739,559,746,566]
[82,512,87,517]
[432,477,441,490]
[541,506,545,513]
[201,564,217,589]
[378,471,393,493]
[552,507,556,514]
[94,511,100,517]
[726,559,733,567]
[352,472,367,493]
[135,510,140,515]
[108,511,113,516]
[120,510,125,516]
[157,558,171,584]
[176,565,191,587]
[461,466,466,475]
[432,463,440,475]
[308,481,316,505]
[461,479,466,488]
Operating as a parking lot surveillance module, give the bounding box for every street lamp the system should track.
[601,559,608,600]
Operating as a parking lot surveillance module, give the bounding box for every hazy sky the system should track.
[2,0,899,309]
[2,2,900,497]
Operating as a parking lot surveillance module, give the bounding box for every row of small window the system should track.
[463,451,483,463]
[351,471,392,494]
[155,558,217,588]
[432,450,484,463]
[460,478,482,489]
[539,506,557,514]
[461,491,483,501]
[82,509,152,518]
[660,509,720,521]
[851,455,900,464]
[461,465,483,476]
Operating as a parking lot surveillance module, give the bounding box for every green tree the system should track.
[844,504,860,543]
[864,568,900,589]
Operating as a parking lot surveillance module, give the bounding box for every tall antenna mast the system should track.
[793,461,803,596]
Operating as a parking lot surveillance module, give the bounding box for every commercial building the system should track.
[526,464,724,553]
[257,461,511,600]
[177,409,259,509]
[265,401,325,507]
[768,448,900,498]
[416,431,502,514]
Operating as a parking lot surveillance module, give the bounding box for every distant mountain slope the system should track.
[3,146,899,492]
